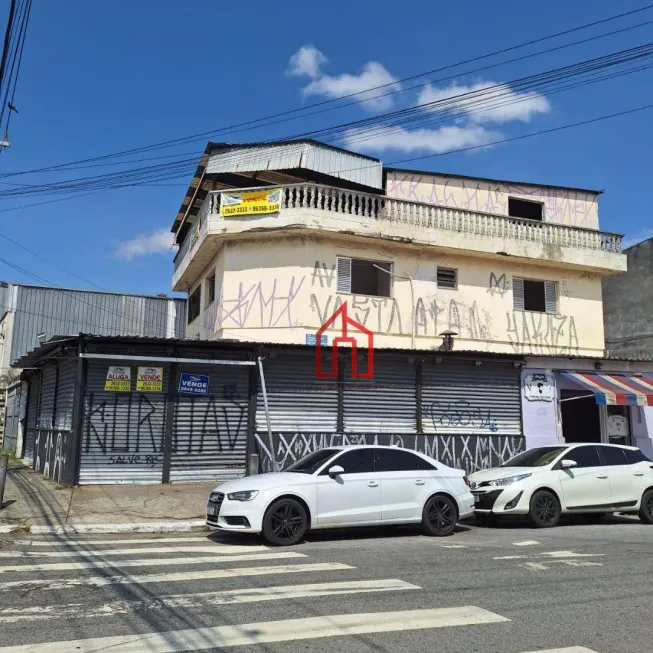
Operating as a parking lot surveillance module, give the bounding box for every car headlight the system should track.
[227,490,259,501]
[488,473,532,487]
[208,493,222,503]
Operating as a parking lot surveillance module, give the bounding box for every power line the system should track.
[2,4,652,179]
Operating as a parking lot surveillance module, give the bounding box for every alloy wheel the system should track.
[534,494,557,525]
[427,497,455,534]
[270,503,304,543]
[647,493,653,519]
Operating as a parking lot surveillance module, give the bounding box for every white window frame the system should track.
[336,256,393,297]
[513,277,557,314]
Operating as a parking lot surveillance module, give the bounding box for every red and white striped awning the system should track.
[561,372,653,406]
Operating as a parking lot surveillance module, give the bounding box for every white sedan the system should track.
[206,445,474,545]
[469,443,653,527]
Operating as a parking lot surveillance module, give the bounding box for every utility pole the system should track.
[0,453,7,510]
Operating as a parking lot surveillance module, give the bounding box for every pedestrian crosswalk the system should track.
[0,534,604,652]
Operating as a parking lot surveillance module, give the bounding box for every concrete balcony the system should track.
[172,183,625,291]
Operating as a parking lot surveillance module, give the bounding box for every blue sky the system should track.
[1,0,652,297]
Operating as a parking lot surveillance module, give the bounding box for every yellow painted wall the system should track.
[187,235,605,357]
[385,170,600,230]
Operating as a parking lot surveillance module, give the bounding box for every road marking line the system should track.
[512,540,540,546]
[519,648,599,652]
[0,579,420,623]
[10,537,216,547]
[0,545,268,559]
[494,551,605,560]
[0,606,510,651]
[0,551,305,574]
[520,560,604,571]
[439,544,467,549]
[0,562,354,592]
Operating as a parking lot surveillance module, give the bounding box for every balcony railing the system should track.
[173,183,623,272]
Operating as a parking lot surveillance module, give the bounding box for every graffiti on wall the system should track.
[220,276,305,328]
[34,429,70,485]
[255,432,525,475]
[487,272,510,298]
[386,173,598,228]
[506,311,579,356]
[428,401,498,433]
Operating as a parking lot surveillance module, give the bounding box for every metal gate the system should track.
[421,362,522,436]
[343,354,416,433]
[54,362,76,431]
[79,361,168,485]
[170,365,250,482]
[3,385,19,454]
[255,353,338,432]
[24,374,40,463]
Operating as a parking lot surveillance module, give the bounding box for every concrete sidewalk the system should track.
[0,460,216,534]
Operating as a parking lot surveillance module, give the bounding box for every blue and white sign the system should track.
[306,334,328,346]
[179,373,210,395]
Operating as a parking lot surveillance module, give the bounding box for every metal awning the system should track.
[560,372,653,406]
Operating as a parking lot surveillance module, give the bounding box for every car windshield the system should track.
[501,446,567,467]
[285,449,341,474]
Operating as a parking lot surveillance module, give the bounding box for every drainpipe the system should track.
[374,265,415,349]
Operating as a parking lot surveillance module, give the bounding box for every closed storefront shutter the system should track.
[170,365,250,482]
[80,361,167,485]
[422,363,521,436]
[54,362,77,431]
[343,354,416,433]
[256,353,338,432]
[37,366,57,430]
[24,374,40,463]
[3,386,18,454]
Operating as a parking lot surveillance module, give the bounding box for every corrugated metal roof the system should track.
[8,286,187,365]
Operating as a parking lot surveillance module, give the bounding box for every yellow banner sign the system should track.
[221,188,281,217]
[136,366,163,392]
[105,366,131,392]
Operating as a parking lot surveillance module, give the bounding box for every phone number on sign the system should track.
[222,204,280,216]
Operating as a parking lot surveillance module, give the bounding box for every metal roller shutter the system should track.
[24,375,40,463]
[37,366,57,429]
[3,386,18,454]
[422,363,521,436]
[343,354,416,433]
[255,353,338,432]
[54,362,76,431]
[170,366,250,483]
[79,361,167,485]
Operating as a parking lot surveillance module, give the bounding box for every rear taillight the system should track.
[463,476,470,486]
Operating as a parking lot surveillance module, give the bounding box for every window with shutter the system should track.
[513,277,525,311]
[544,281,557,314]
[337,257,352,293]
[436,267,457,289]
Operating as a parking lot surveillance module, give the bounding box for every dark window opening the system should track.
[188,286,201,323]
[597,445,628,466]
[437,267,457,289]
[560,391,601,444]
[321,448,375,475]
[374,448,436,472]
[523,279,546,312]
[339,257,392,297]
[509,197,543,221]
[561,445,601,468]
[206,274,216,307]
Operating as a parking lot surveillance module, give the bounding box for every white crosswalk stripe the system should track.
[10,537,213,547]
[0,606,510,652]
[519,648,600,653]
[0,579,420,623]
[0,544,270,558]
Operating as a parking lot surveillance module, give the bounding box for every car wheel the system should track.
[262,498,308,546]
[638,489,653,524]
[422,494,458,537]
[528,490,560,528]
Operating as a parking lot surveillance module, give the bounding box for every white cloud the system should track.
[417,81,551,124]
[287,45,327,79]
[113,228,173,261]
[344,124,501,154]
[623,228,653,249]
[288,45,401,111]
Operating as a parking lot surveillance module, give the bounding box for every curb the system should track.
[1,520,208,535]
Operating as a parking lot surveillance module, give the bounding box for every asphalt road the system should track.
[0,515,651,652]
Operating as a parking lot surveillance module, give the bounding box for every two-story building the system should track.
[14,139,653,487]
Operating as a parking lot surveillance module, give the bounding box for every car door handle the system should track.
[634,472,645,477]
[367,481,379,487]
[596,474,608,479]
[415,480,425,486]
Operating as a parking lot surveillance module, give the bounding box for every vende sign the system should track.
[136,366,163,392]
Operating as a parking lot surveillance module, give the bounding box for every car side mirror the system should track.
[561,459,577,469]
[328,465,344,478]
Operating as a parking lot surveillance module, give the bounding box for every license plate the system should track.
[474,495,480,505]
[206,504,216,516]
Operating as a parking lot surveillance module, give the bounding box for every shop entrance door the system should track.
[560,391,601,444]
[606,405,631,446]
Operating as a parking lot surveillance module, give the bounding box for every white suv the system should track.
[468,443,653,527]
